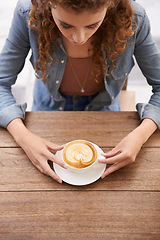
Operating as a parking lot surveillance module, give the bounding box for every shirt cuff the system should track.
[136,102,160,128]
[0,103,27,128]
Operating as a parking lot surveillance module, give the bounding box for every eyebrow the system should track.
[59,19,102,28]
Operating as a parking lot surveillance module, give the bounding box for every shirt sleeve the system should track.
[134,6,160,128]
[0,0,30,128]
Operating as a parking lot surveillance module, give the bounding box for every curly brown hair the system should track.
[29,0,135,81]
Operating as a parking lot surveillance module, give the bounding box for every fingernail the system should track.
[63,164,68,169]
[98,156,106,162]
[61,144,66,148]
[58,179,62,184]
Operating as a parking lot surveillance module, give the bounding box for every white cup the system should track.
[61,140,105,172]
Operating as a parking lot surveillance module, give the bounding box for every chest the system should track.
[62,36,93,58]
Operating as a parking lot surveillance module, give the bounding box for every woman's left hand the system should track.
[99,118,157,178]
[99,130,143,179]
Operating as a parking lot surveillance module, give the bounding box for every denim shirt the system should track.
[0,0,160,128]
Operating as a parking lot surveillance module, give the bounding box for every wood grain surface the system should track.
[0,147,160,191]
[0,191,160,240]
[0,112,160,240]
[0,112,160,147]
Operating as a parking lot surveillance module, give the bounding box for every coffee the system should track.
[62,140,97,169]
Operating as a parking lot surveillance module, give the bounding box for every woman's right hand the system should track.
[7,118,67,183]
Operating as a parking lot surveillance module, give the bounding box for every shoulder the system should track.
[130,0,150,34]
[12,0,32,25]
[130,0,146,18]
[16,0,32,14]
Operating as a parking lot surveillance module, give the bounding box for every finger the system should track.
[32,159,62,183]
[102,148,121,158]
[46,141,65,151]
[44,149,68,169]
[41,161,63,183]
[97,155,106,161]
[99,152,125,164]
[36,164,43,173]
[101,159,131,179]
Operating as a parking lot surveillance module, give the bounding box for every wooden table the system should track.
[0,112,160,240]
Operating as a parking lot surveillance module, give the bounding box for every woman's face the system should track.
[51,5,107,45]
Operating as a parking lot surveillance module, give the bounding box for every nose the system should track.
[72,29,85,44]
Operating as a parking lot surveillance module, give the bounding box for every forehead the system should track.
[51,5,107,25]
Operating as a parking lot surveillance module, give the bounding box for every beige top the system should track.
[59,56,105,96]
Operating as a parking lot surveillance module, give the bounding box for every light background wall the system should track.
[0,0,160,110]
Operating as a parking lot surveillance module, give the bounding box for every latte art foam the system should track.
[63,141,97,169]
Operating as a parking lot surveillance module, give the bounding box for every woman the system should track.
[0,0,160,183]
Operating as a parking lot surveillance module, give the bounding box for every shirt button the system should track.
[61,60,64,63]
[125,73,127,76]
[59,107,63,111]
[56,80,59,84]
[112,96,114,100]
[74,96,80,101]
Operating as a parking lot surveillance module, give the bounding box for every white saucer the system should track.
[53,143,106,186]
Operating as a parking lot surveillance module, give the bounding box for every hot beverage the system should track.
[62,140,97,169]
